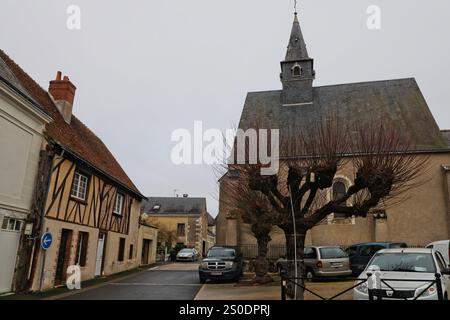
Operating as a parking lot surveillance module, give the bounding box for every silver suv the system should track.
[276,246,352,280]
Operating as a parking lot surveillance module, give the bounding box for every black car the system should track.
[198,246,243,283]
[345,242,407,275]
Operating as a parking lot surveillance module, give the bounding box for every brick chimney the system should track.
[48,71,77,124]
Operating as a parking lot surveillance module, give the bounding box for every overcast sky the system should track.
[1,0,449,216]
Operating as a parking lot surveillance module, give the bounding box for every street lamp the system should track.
[288,166,312,299]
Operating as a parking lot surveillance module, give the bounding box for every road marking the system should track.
[109,282,201,287]
[148,266,159,270]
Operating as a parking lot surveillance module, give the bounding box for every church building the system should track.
[216,12,450,252]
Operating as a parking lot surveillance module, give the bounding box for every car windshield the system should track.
[319,247,347,259]
[179,249,193,253]
[368,253,436,273]
[207,249,235,258]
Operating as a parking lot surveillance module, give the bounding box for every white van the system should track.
[426,240,450,265]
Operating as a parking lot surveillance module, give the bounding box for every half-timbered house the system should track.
[0,50,154,292]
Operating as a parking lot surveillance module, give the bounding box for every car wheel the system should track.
[305,269,315,282]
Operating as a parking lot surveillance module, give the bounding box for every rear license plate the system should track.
[211,272,223,276]
[331,263,343,268]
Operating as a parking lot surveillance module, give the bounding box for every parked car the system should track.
[198,246,243,283]
[353,248,450,300]
[176,248,200,262]
[426,240,450,264]
[276,246,352,281]
[346,242,407,275]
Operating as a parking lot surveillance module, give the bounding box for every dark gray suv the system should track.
[199,246,243,283]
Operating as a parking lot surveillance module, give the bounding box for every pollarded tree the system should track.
[219,170,288,283]
[234,115,429,299]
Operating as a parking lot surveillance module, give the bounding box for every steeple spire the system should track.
[285,12,309,61]
[280,8,315,106]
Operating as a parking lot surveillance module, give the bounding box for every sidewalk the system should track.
[195,274,354,300]
[195,283,280,300]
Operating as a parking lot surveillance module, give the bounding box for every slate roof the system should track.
[142,197,207,215]
[442,130,450,148]
[0,49,142,198]
[285,13,309,61]
[238,78,448,156]
[239,13,448,155]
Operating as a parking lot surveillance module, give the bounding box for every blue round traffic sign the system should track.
[41,232,53,250]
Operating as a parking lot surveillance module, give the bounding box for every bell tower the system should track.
[280,12,315,106]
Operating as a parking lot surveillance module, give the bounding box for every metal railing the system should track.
[280,272,445,301]
[239,244,286,260]
[240,244,426,260]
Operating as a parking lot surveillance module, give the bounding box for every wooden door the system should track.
[54,229,73,286]
[141,239,150,265]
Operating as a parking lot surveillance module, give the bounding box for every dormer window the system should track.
[292,64,302,77]
[152,204,161,211]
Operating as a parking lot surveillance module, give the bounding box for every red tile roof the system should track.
[0,49,142,198]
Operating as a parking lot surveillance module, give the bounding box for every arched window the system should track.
[292,65,302,77]
[333,181,346,201]
[332,181,347,219]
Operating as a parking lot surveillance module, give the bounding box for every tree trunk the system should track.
[282,225,307,300]
[253,235,272,283]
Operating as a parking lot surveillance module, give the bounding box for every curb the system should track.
[193,284,206,300]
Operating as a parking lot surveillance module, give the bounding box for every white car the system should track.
[353,248,450,300]
[426,240,450,265]
[176,248,200,262]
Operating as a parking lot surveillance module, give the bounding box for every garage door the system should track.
[0,217,22,293]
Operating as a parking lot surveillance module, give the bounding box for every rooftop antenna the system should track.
[294,0,298,15]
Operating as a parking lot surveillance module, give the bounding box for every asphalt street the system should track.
[61,263,202,300]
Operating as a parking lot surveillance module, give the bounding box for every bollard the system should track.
[281,280,286,300]
[280,269,287,300]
